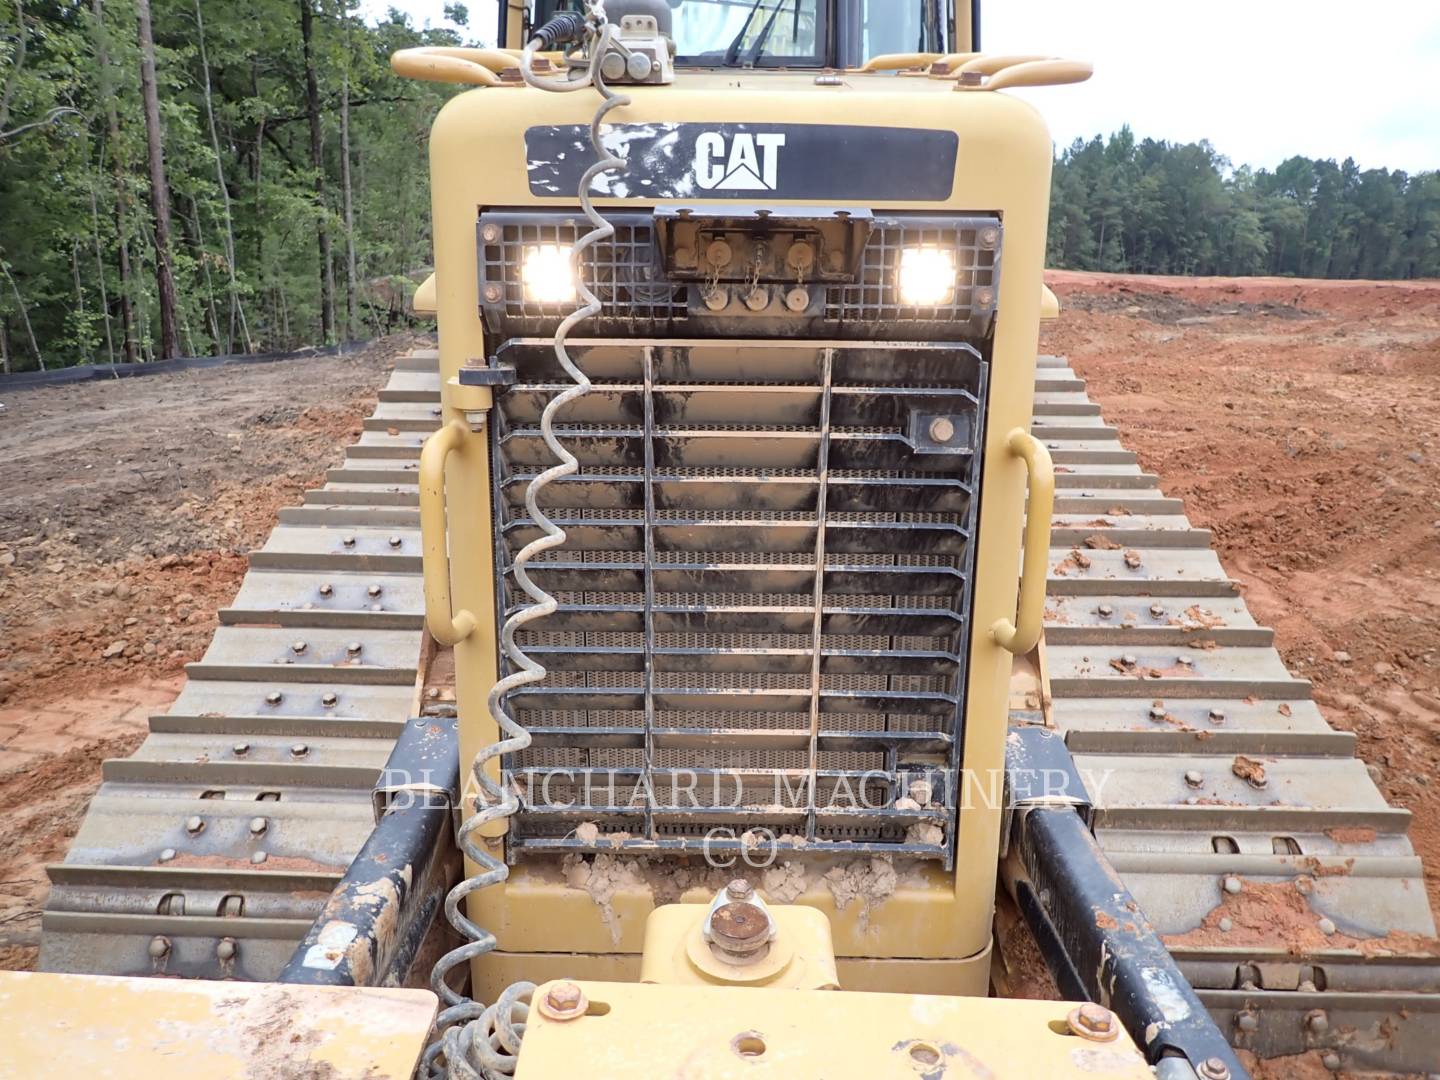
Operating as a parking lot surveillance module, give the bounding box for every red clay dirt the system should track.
[0,334,426,969]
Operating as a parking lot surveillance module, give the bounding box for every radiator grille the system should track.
[489,340,987,868]
[478,211,1001,340]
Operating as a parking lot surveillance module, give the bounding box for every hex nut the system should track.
[1198,1058,1231,1080]
[727,879,754,902]
[538,981,587,1021]
[1066,1003,1118,1042]
[291,743,310,757]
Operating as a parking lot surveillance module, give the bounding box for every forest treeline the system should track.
[1,2,1437,373]
[1048,128,1440,280]
[0,0,461,374]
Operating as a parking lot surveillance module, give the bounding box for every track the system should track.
[38,347,1440,1070]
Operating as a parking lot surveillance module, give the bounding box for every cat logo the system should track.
[694,132,787,191]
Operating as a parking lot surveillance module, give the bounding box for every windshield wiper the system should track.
[722,0,768,66]
[741,0,789,66]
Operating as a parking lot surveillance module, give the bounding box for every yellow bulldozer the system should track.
[6,2,1438,1077]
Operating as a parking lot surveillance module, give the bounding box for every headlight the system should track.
[521,244,576,304]
[897,247,956,307]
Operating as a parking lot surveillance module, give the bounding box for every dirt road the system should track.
[0,335,425,966]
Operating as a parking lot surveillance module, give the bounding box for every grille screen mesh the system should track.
[489,340,988,867]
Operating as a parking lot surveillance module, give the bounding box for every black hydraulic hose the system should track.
[528,10,588,51]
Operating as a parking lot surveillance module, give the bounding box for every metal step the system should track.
[1025,357,1440,1073]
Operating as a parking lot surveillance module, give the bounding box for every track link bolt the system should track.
[265,691,284,706]
[1184,770,1204,788]
[1176,655,1194,666]
[249,817,268,836]
[185,815,205,835]
[159,848,177,863]
[1218,917,1234,932]
[1208,708,1227,725]
[1318,917,1336,935]
[342,535,356,547]
[291,743,310,758]
[1066,1003,1118,1042]
[318,583,333,598]
[1236,1012,1259,1033]
[367,584,383,598]
[727,878,754,902]
[1321,1051,1341,1071]
[388,535,403,548]
[481,223,501,244]
[251,851,268,864]
[148,935,171,959]
[346,641,363,656]
[291,640,308,655]
[1149,603,1166,618]
[321,691,338,708]
[217,938,238,962]
[539,981,587,1021]
[1198,1058,1231,1080]
[232,742,250,756]
[1305,1009,1329,1034]
[1149,706,1168,721]
[1223,876,1243,895]
[1097,604,1113,619]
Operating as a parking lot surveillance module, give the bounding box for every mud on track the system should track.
[0,334,427,967]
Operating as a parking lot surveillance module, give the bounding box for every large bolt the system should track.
[388,535,403,548]
[265,691,284,706]
[539,981,587,1021]
[367,584,383,598]
[1149,706,1168,721]
[928,417,956,444]
[483,284,503,304]
[158,847,177,863]
[291,742,309,758]
[1184,770,1204,788]
[727,879,754,902]
[251,851,268,864]
[1321,1052,1341,1071]
[1149,603,1166,618]
[318,583,333,598]
[249,816,268,837]
[1066,1003,1118,1042]
[342,535,356,547]
[481,223,501,244]
[346,641,363,656]
[1305,1009,1329,1034]
[148,935,171,959]
[710,901,772,963]
[216,938,238,962]
[1198,1058,1231,1080]
[185,815,205,835]
[1224,876,1243,895]
[321,691,338,708]
[1318,917,1336,935]
[1209,708,1227,725]
[291,640,308,655]
[1097,604,1114,619]
[233,742,250,756]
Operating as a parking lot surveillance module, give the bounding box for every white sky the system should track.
[363,0,1440,173]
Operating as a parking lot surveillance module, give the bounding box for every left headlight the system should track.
[521,244,576,304]
[897,246,957,307]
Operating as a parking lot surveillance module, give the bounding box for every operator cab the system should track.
[523,0,977,67]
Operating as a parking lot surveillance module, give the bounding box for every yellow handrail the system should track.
[983,59,1094,91]
[390,47,517,86]
[420,420,478,645]
[990,429,1055,655]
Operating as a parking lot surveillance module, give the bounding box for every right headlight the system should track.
[897,246,957,307]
